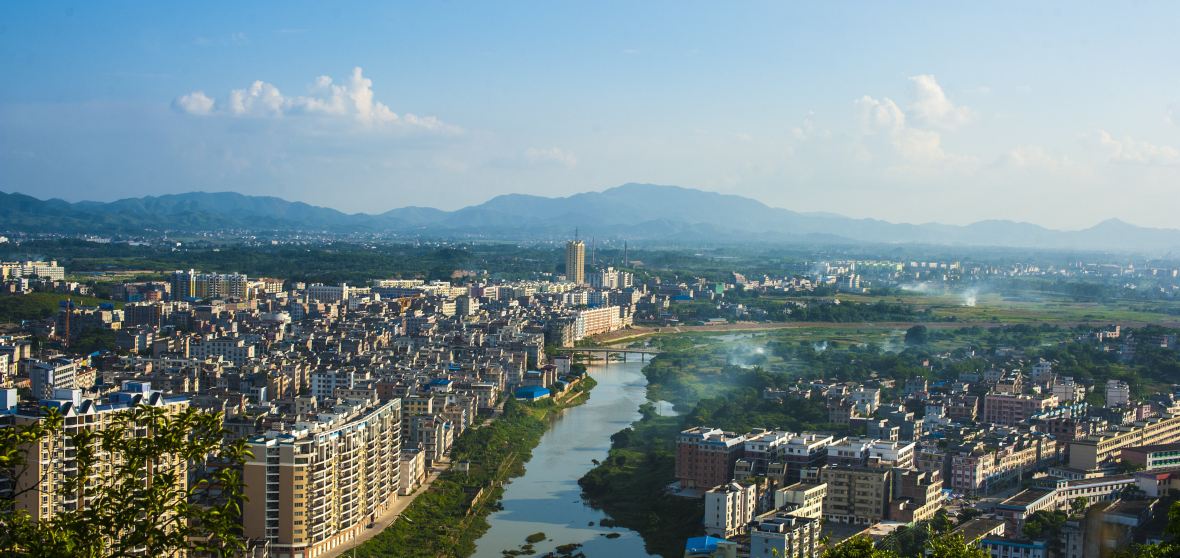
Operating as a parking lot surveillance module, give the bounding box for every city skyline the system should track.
[3,2,1180,229]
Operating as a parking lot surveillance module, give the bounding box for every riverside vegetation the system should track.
[578,324,1180,558]
[352,376,596,558]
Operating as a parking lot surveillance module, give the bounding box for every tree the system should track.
[1114,500,1180,557]
[1071,497,1088,517]
[822,535,898,558]
[928,534,989,558]
[957,507,983,525]
[0,404,250,557]
[905,325,929,346]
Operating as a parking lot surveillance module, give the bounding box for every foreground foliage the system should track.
[0,404,248,557]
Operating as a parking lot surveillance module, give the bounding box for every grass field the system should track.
[832,291,1180,326]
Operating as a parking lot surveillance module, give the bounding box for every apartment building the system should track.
[778,434,835,483]
[1122,443,1180,470]
[749,512,821,558]
[10,382,189,522]
[188,336,256,365]
[827,437,915,469]
[170,270,250,300]
[983,392,1059,426]
[573,306,625,339]
[1106,380,1131,407]
[703,481,757,538]
[0,260,65,281]
[310,370,356,400]
[676,427,747,489]
[949,434,1058,495]
[1069,414,1180,470]
[306,283,351,303]
[774,482,827,519]
[27,357,79,399]
[820,464,892,525]
[243,398,402,558]
[889,469,944,524]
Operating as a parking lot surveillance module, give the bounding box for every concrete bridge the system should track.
[553,347,661,362]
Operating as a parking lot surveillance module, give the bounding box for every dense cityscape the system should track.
[5,3,1180,558]
[2,230,1180,558]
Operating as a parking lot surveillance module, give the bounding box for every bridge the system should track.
[553,347,661,362]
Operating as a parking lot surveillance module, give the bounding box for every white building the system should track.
[774,482,827,519]
[0,260,66,281]
[188,336,256,365]
[1106,379,1131,407]
[310,370,357,401]
[703,481,758,538]
[306,283,351,303]
[1052,377,1087,403]
[749,512,820,558]
[28,358,79,399]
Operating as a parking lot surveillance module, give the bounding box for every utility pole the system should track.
[64,297,71,348]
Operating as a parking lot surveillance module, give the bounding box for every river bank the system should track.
[351,375,597,557]
[471,358,658,558]
[578,334,842,558]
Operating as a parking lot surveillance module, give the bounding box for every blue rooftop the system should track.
[514,386,551,399]
[685,536,728,554]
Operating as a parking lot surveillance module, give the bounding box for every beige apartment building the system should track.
[10,383,189,523]
[820,464,892,525]
[565,240,585,285]
[243,398,402,558]
[1069,414,1180,470]
[774,482,827,519]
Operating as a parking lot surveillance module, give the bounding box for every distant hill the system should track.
[3,184,1179,253]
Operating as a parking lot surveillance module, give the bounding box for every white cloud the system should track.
[1098,130,1180,165]
[228,81,285,116]
[1003,145,1086,176]
[791,111,825,140]
[174,67,455,131]
[855,96,906,132]
[1167,104,1179,127]
[853,75,975,168]
[173,91,214,115]
[524,147,578,168]
[907,74,973,129]
[856,95,957,165]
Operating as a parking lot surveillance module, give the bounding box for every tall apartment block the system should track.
[565,240,585,285]
[7,382,189,523]
[243,398,402,558]
[676,427,747,490]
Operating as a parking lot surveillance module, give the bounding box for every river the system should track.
[472,356,660,557]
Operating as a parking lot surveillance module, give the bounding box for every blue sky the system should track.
[2,2,1179,228]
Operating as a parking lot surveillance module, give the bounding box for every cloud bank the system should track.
[174,67,455,131]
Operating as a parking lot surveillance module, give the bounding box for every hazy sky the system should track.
[2,2,1179,229]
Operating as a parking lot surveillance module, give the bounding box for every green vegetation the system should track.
[3,239,572,284]
[354,380,596,558]
[0,405,249,557]
[1116,500,1180,557]
[581,322,1180,558]
[824,533,986,558]
[0,292,118,324]
[579,336,851,558]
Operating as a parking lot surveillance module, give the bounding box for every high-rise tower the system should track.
[565,239,586,285]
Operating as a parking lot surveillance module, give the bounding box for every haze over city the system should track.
[3,2,1180,229]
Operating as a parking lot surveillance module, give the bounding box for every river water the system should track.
[471,357,658,558]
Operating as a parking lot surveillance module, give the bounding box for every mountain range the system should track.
[2,184,1177,253]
